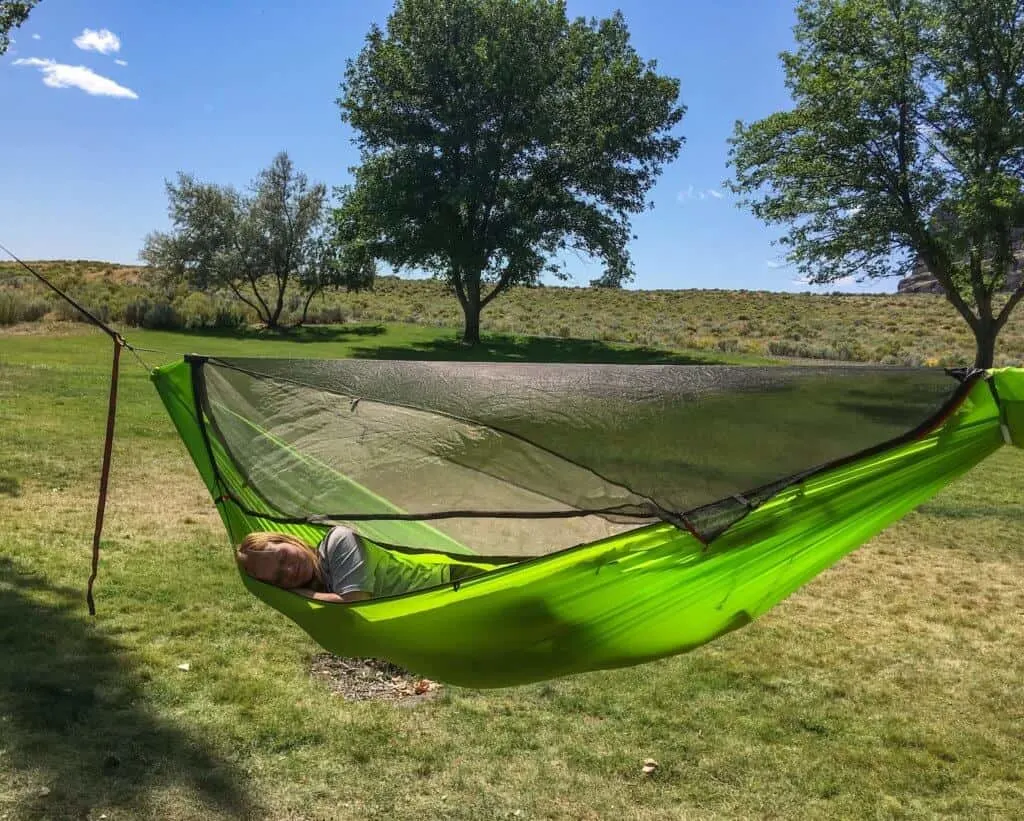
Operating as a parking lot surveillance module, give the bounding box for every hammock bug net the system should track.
[188,356,971,557]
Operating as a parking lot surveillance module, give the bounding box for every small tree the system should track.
[1,1,40,55]
[142,152,373,328]
[728,0,1024,368]
[336,0,684,344]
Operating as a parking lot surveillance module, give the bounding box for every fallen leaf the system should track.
[414,678,435,695]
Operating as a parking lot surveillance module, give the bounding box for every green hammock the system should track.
[151,358,1023,688]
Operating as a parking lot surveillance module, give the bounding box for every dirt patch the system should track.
[310,653,442,704]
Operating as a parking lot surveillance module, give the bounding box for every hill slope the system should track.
[2,260,1022,366]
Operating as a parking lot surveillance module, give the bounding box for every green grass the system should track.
[1,324,1023,820]
[3,259,1024,367]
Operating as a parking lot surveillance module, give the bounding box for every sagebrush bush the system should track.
[124,299,152,327]
[53,299,110,324]
[0,293,49,325]
[306,305,347,324]
[213,305,248,330]
[2,261,1023,367]
[142,301,181,330]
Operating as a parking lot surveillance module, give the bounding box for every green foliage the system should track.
[141,152,374,329]
[0,0,39,54]
[728,0,1024,367]
[336,0,684,343]
[0,292,47,325]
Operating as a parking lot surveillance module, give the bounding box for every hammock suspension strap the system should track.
[0,242,136,615]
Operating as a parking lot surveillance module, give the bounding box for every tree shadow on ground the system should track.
[175,322,387,344]
[348,332,731,364]
[0,556,256,820]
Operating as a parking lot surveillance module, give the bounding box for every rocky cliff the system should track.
[898,228,1023,294]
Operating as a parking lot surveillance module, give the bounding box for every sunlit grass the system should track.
[1,325,1022,820]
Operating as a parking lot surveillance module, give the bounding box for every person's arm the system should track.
[293,588,372,604]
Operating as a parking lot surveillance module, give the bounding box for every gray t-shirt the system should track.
[316,527,446,599]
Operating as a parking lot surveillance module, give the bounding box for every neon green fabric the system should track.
[152,362,1022,688]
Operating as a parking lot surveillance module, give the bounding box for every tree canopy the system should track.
[728,0,1024,367]
[142,152,373,329]
[336,0,684,344]
[1,0,40,54]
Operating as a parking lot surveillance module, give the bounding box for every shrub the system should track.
[124,299,152,327]
[0,293,49,325]
[142,301,181,330]
[176,292,216,329]
[53,299,109,324]
[307,305,346,325]
[213,305,248,330]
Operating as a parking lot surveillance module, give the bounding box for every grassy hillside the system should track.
[2,259,1023,366]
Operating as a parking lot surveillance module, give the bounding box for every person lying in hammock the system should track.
[236,525,475,603]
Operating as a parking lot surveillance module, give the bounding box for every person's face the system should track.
[241,541,315,588]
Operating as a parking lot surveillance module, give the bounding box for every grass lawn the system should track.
[1,323,1022,820]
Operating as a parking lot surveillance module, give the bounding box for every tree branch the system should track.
[299,285,322,326]
[996,279,1024,331]
[449,267,469,310]
[480,265,518,308]
[229,232,272,321]
[225,279,266,322]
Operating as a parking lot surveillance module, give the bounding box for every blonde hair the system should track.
[236,531,324,588]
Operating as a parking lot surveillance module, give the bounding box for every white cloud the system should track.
[114,59,127,66]
[678,185,726,204]
[13,58,138,99]
[32,34,41,40]
[73,28,121,55]
[766,260,785,269]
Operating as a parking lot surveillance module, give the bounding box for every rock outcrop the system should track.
[898,227,1023,295]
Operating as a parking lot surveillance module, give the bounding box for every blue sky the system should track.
[0,0,887,293]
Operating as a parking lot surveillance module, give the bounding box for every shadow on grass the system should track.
[348,332,730,364]
[172,322,388,343]
[0,556,256,820]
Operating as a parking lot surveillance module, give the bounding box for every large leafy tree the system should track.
[142,152,374,329]
[1,0,40,54]
[728,0,1024,368]
[336,0,684,344]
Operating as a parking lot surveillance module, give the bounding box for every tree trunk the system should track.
[461,272,482,345]
[462,298,481,345]
[973,320,997,369]
[268,284,286,329]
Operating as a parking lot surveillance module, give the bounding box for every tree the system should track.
[728,0,1024,368]
[142,152,374,329]
[336,0,684,344]
[0,0,39,55]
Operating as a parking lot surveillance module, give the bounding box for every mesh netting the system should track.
[193,357,964,556]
